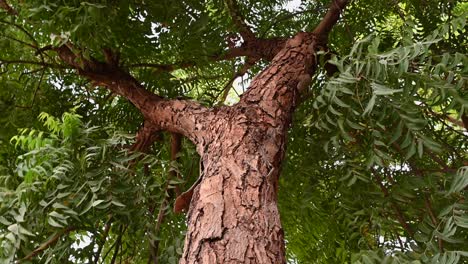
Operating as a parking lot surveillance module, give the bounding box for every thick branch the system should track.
[55,45,211,144]
[313,0,350,40]
[238,0,351,110]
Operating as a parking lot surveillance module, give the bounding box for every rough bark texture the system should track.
[180,33,318,264]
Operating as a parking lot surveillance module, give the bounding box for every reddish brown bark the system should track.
[179,31,319,264]
[54,0,349,262]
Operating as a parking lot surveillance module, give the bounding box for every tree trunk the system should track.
[181,126,286,263]
[180,33,317,264]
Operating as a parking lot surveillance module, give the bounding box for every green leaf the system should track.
[0,216,12,226]
[363,95,376,116]
[333,96,351,108]
[111,200,126,207]
[448,167,468,194]
[371,82,403,95]
[7,223,18,234]
[417,138,423,158]
[49,211,67,220]
[454,216,468,229]
[92,199,105,207]
[389,121,403,144]
[48,217,64,228]
[18,225,35,237]
[405,141,416,160]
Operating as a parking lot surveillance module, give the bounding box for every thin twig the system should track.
[0,20,39,49]
[260,8,321,38]
[0,58,66,69]
[372,169,415,237]
[391,0,406,21]
[225,0,256,41]
[21,227,76,261]
[2,35,38,49]
[216,58,256,104]
[110,225,126,264]
[30,68,46,108]
[99,235,119,264]
[94,219,112,264]
[128,62,194,71]
[423,193,444,251]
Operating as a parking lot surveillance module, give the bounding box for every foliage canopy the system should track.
[0,0,467,263]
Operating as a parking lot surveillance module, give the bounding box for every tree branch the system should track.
[128,62,195,72]
[0,20,37,46]
[372,170,415,237]
[110,225,125,264]
[145,133,182,263]
[94,219,112,264]
[217,58,256,104]
[423,193,443,251]
[391,0,406,21]
[3,35,37,49]
[55,45,212,144]
[128,39,284,73]
[130,122,161,153]
[22,227,76,261]
[225,0,256,41]
[0,58,66,69]
[425,107,465,129]
[260,8,322,38]
[313,0,350,40]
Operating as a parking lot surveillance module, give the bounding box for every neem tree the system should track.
[0,0,467,263]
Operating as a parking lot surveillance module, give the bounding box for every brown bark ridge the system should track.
[179,31,318,264]
[53,0,350,263]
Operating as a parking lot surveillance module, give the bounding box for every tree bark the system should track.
[180,32,318,264]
